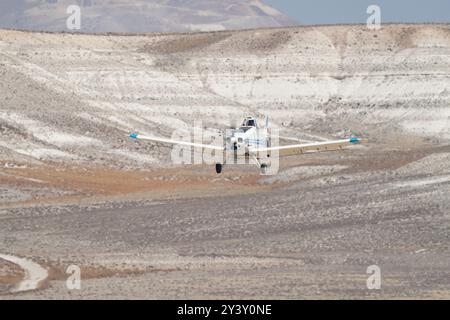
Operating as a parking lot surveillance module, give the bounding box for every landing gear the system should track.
[260,164,268,175]
[252,156,269,175]
[215,163,223,174]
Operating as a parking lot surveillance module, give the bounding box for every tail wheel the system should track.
[215,163,223,174]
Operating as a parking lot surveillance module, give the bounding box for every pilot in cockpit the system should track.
[242,117,257,128]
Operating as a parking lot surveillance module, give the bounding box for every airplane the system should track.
[130,116,367,175]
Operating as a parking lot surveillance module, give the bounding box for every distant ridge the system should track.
[0,0,298,33]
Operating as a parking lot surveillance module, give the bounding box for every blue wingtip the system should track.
[349,137,360,143]
[130,133,138,139]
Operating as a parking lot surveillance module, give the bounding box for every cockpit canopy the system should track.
[242,117,257,128]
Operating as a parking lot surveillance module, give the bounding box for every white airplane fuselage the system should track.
[226,126,268,153]
[217,117,273,173]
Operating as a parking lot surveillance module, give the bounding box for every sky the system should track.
[265,0,450,25]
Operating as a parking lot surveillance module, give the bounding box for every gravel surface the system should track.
[1,147,449,299]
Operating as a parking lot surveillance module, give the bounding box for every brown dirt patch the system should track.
[0,163,269,208]
[0,258,24,286]
[40,261,179,289]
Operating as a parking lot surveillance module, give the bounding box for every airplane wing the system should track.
[129,133,224,151]
[249,137,367,157]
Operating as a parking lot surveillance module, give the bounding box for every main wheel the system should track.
[215,163,223,174]
[260,164,268,175]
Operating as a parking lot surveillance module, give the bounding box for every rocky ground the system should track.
[0,24,449,299]
[1,145,449,299]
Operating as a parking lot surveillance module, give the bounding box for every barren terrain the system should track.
[0,24,449,299]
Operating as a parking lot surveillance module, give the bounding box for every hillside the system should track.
[0,24,449,167]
